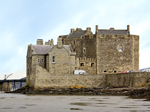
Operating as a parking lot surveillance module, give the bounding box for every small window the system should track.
[114,71,116,73]
[73,49,75,52]
[52,56,55,62]
[91,63,94,67]
[27,69,29,75]
[104,70,107,73]
[38,59,40,63]
[74,41,75,44]
[80,63,84,67]
[83,48,86,53]
[42,59,44,63]
[119,45,123,52]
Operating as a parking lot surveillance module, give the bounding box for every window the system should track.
[42,59,44,63]
[83,48,86,53]
[104,70,107,73]
[74,41,75,44]
[27,69,29,75]
[52,56,55,62]
[80,63,84,67]
[73,49,75,52]
[91,63,94,67]
[38,59,40,63]
[114,71,116,73]
[119,45,123,52]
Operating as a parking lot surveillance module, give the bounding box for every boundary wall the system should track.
[29,65,150,90]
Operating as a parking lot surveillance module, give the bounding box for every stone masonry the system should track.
[26,25,139,89]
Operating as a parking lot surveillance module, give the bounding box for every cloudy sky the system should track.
[0,0,150,79]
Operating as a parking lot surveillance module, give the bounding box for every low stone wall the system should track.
[32,65,106,90]
[30,65,150,91]
[106,72,150,87]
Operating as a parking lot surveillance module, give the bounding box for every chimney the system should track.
[86,27,91,32]
[57,38,62,48]
[96,25,98,34]
[127,25,130,31]
[50,39,54,46]
[110,27,114,30]
[36,39,43,45]
[70,28,75,33]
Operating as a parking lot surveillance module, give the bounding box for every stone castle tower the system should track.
[59,25,139,74]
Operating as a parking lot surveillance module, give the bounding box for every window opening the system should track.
[119,45,123,52]
[114,71,116,73]
[80,63,84,67]
[91,63,94,67]
[38,59,40,63]
[42,59,44,63]
[27,69,29,75]
[104,70,107,73]
[52,56,55,62]
[74,41,75,44]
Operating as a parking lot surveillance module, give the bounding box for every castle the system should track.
[26,25,139,89]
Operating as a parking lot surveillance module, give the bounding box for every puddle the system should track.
[70,102,91,106]
[0,97,5,99]
[119,107,136,108]
[70,108,83,110]
[20,106,27,109]
[1,107,13,109]
[10,97,16,98]
[95,100,104,102]
[96,103,116,105]
[25,104,36,106]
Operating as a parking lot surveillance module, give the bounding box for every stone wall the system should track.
[29,65,150,91]
[32,65,106,90]
[63,36,96,58]
[48,45,75,75]
[106,72,150,87]
[97,34,135,74]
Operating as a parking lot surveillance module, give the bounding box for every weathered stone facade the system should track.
[59,25,139,74]
[26,25,139,89]
[26,38,76,85]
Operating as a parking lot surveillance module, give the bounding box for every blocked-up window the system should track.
[52,56,55,62]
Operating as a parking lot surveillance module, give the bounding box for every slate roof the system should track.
[64,45,71,52]
[32,45,52,54]
[67,30,87,38]
[98,30,129,35]
[32,45,71,54]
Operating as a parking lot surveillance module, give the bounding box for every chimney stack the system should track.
[57,38,62,48]
[36,39,43,45]
[127,25,130,31]
[70,28,75,33]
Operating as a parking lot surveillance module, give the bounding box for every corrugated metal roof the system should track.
[67,30,86,38]
[32,45,52,54]
[98,30,129,35]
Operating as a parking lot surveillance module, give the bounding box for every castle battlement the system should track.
[78,57,96,61]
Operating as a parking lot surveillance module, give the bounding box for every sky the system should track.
[0,0,150,79]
